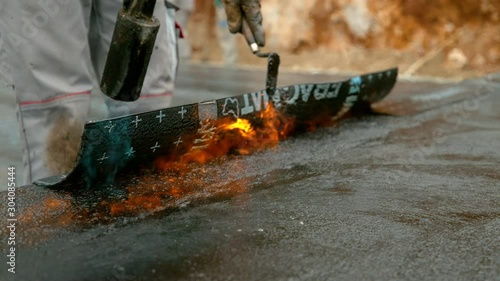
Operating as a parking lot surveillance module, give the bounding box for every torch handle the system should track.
[127,0,156,18]
[241,17,279,95]
[242,19,259,54]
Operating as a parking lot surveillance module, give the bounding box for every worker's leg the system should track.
[90,0,178,117]
[175,9,193,59]
[0,0,94,184]
[167,0,193,59]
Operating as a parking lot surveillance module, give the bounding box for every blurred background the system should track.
[186,0,499,79]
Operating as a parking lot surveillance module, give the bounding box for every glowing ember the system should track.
[221,118,254,136]
[44,198,70,210]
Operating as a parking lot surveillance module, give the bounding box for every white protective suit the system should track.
[169,0,194,59]
[0,0,179,185]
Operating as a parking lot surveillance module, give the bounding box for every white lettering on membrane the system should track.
[229,91,270,116]
[241,94,254,116]
[314,83,341,100]
[222,98,240,118]
[192,120,216,150]
[299,84,314,102]
[349,76,362,95]
[233,82,344,115]
[271,83,342,108]
[344,76,363,107]
[344,95,358,108]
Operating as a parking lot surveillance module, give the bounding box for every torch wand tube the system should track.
[241,20,280,96]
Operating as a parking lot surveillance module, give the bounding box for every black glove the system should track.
[222,0,265,47]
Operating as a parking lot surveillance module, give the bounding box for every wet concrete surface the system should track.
[0,66,499,280]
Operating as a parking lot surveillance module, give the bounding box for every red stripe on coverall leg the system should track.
[19,91,92,106]
[140,92,174,99]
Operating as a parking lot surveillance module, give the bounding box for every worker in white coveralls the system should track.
[0,0,265,185]
[169,0,195,59]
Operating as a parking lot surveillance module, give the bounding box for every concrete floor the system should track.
[0,65,499,281]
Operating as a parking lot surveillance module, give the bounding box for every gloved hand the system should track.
[222,0,265,47]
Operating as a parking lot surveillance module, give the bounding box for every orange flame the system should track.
[178,104,294,164]
[37,104,300,220]
[37,102,345,223]
[107,105,296,216]
[221,118,254,136]
[36,102,344,222]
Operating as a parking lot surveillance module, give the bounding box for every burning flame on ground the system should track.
[223,118,254,135]
[34,104,308,222]
[16,102,346,238]
[109,105,296,216]
[177,104,295,164]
